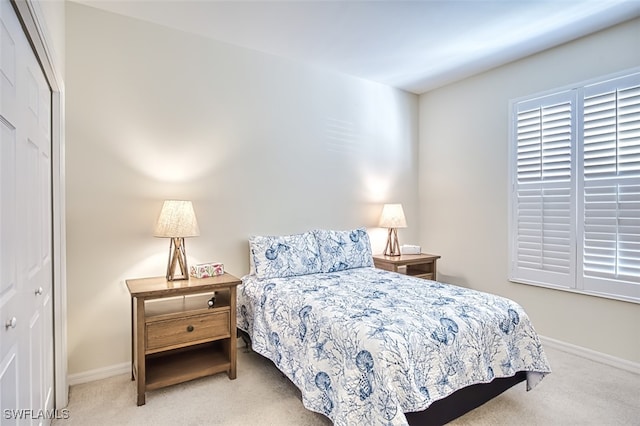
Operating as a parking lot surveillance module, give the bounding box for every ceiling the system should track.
[73,0,640,94]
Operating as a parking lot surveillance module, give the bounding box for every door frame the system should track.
[11,0,67,408]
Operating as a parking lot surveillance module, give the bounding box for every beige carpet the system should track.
[55,345,639,425]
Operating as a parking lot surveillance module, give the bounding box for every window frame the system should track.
[508,67,640,304]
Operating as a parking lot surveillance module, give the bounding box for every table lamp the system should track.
[154,200,200,280]
[379,203,407,256]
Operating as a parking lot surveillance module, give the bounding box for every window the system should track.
[509,70,640,304]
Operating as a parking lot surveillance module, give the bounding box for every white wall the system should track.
[36,0,65,81]
[419,18,640,363]
[65,3,418,375]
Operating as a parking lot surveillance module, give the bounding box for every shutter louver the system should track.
[582,79,640,288]
[511,93,575,287]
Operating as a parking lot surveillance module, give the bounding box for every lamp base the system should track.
[383,228,401,256]
[166,237,189,281]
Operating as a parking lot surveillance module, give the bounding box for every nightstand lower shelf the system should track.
[405,264,435,280]
[145,342,231,391]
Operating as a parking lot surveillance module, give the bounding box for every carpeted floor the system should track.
[55,345,639,425]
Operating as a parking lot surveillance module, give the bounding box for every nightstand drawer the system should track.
[146,310,230,352]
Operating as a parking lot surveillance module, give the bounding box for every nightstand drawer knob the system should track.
[186,325,194,332]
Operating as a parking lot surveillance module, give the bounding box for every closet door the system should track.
[0,0,53,423]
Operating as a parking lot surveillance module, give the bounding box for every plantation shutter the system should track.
[580,74,640,299]
[510,91,576,288]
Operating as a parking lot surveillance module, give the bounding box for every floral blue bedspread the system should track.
[237,267,551,425]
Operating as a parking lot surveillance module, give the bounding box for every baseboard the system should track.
[67,337,639,386]
[540,335,640,375]
[67,362,130,386]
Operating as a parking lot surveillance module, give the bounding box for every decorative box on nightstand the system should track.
[126,273,241,406]
[373,253,441,280]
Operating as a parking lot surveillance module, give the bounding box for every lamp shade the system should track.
[153,200,200,238]
[379,203,407,228]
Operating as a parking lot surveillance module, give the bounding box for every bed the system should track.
[238,228,551,425]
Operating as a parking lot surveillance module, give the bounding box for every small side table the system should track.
[126,273,241,405]
[373,253,441,280]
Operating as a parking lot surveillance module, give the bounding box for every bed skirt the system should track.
[404,371,527,425]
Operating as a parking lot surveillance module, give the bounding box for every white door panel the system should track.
[0,9,17,126]
[0,0,53,423]
[0,347,18,426]
[0,0,21,416]
[29,311,42,426]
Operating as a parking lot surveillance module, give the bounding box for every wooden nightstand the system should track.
[373,253,441,280]
[126,273,241,406]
